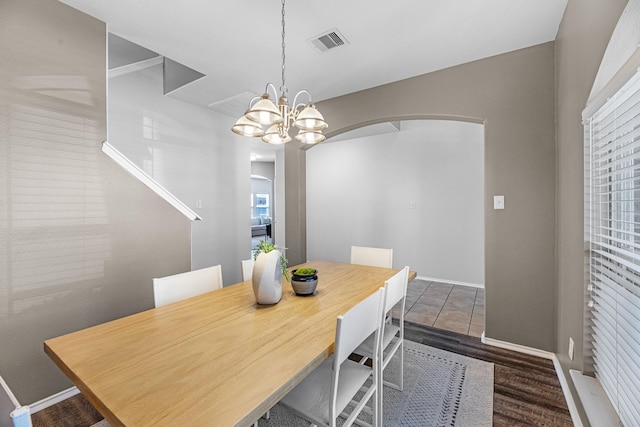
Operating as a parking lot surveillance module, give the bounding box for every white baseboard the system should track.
[483,336,584,427]
[483,336,554,359]
[415,275,484,288]
[29,386,79,414]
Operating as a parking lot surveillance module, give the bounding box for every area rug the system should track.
[260,340,493,426]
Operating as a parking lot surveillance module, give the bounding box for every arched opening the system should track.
[307,118,485,336]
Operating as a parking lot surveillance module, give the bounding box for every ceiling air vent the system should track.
[208,91,258,118]
[308,28,348,52]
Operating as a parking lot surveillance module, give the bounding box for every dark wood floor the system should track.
[31,393,103,427]
[404,322,573,426]
[32,322,573,426]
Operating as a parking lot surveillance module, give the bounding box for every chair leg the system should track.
[398,340,404,392]
[376,383,382,427]
[376,355,382,427]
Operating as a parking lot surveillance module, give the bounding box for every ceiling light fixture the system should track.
[231,0,327,145]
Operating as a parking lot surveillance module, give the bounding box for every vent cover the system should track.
[208,91,258,118]
[308,28,348,52]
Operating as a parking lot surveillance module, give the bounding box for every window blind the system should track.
[586,69,640,427]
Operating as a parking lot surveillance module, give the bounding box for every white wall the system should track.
[306,120,484,286]
[251,161,275,180]
[108,64,250,284]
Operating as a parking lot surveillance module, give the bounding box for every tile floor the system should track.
[398,279,485,338]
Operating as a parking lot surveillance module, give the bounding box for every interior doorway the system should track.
[307,119,485,337]
[250,173,273,250]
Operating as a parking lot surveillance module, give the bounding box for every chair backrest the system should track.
[153,265,223,308]
[383,266,410,314]
[350,245,393,268]
[333,288,385,366]
[240,259,254,281]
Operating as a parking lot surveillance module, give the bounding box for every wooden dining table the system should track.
[44,260,415,427]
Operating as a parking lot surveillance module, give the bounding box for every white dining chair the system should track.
[280,288,385,427]
[153,264,223,308]
[1,374,29,427]
[1,375,110,427]
[353,266,410,420]
[241,258,254,281]
[350,246,393,269]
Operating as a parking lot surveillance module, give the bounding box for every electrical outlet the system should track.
[568,337,574,360]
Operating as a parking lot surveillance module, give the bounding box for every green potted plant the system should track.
[251,240,289,305]
[252,240,289,281]
[291,266,318,296]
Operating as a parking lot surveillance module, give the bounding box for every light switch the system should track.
[493,195,504,210]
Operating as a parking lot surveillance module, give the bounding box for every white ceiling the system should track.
[59,0,568,159]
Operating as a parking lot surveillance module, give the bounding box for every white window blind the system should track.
[586,69,640,427]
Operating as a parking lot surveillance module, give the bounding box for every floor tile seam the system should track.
[444,306,475,314]
[437,310,472,318]
[433,319,469,327]
[433,318,471,334]
[444,295,476,302]
[443,300,476,307]
[470,288,485,328]
[440,287,474,334]
[436,316,472,327]
[403,280,432,312]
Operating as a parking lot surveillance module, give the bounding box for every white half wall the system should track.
[306,120,484,285]
[108,64,250,284]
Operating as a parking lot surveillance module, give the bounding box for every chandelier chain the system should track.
[280,0,287,95]
[231,0,326,144]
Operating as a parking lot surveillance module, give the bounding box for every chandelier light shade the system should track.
[231,115,265,137]
[244,95,282,125]
[231,0,327,145]
[293,105,329,131]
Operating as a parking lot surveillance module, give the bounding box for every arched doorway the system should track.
[307,118,485,337]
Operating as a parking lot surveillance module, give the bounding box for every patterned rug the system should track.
[260,340,493,426]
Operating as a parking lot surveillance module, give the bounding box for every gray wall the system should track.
[0,0,191,403]
[554,0,628,417]
[108,64,250,284]
[311,43,557,351]
[274,150,286,249]
[306,120,484,285]
[251,161,275,181]
[284,142,307,266]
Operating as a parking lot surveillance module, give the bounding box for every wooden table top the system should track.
[44,261,412,427]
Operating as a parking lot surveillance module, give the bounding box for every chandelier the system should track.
[231,0,327,145]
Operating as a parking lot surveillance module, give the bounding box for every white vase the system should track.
[252,250,283,304]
